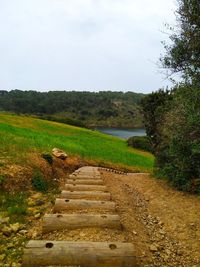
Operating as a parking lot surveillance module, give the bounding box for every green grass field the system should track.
[0,113,154,171]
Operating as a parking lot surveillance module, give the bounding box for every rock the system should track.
[35,200,45,206]
[34,213,41,219]
[2,226,12,236]
[52,148,68,160]
[0,254,6,261]
[19,229,28,235]
[132,231,138,235]
[10,223,20,233]
[149,244,158,252]
[32,231,38,238]
[0,217,9,224]
[11,263,21,267]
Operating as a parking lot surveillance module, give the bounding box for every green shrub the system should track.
[0,192,27,222]
[42,153,53,165]
[31,170,48,193]
[151,85,200,193]
[127,136,152,152]
[0,174,6,185]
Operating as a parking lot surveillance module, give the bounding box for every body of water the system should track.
[96,128,146,139]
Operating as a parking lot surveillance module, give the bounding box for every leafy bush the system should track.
[42,153,53,165]
[31,170,48,193]
[0,192,27,222]
[0,174,6,185]
[127,136,152,152]
[157,86,200,192]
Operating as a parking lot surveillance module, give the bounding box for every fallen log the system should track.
[22,240,138,267]
[42,214,121,232]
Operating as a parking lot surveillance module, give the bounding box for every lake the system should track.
[96,128,146,139]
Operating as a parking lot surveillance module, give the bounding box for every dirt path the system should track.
[22,168,200,267]
[103,171,200,267]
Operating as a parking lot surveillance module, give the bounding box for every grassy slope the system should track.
[0,114,154,171]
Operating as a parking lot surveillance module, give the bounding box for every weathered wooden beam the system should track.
[64,184,107,192]
[22,240,137,267]
[42,214,121,233]
[60,190,111,200]
[53,199,115,212]
[69,174,101,179]
[66,179,104,185]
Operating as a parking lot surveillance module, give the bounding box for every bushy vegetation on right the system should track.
[127,136,152,152]
[141,0,200,193]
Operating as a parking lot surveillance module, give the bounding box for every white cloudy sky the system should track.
[0,0,177,93]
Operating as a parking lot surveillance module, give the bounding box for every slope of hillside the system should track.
[0,90,145,128]
[0,113,153,171]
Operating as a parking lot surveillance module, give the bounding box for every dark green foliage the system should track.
[161,0,200,85]
[141,0,200,192]
[140,89,172,153]
[0,192,27,222]
[31,170,48,193]
[39,115,86,128]
[0,90,145,128]
[42,153,53,165]
[0,174,6,185]
[127,136,152,152]
[157,86,200,192]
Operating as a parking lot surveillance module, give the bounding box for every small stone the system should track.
[35,200,45,206]
[149,244,158,252]
[19,230,28,235]
[12,263,21,267]
[79,232,86,237]
[10,223,20,233]
[2,226,12,236]
[32,231,38,238]
[0,217,9,224]
[0,254,6,261]
[159,229,165,235]
[7,243,14,249]
[132,231,137,235]
[52,148,68,160]
[34,213,41,219]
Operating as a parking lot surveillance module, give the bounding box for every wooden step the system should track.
[53,199,115,212]
[22,240,137,267]
[69,174,101,179]
[42,214,121,233]
[66,178,103,185]
[64,184,107,192]
[60,190,111,200]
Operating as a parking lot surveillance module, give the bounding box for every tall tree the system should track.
[161,0,200,85]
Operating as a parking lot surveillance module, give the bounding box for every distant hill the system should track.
[0,90,146,128]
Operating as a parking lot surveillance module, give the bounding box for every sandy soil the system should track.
[102,171,200,267]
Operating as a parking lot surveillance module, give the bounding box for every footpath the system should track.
[22,166,138,267]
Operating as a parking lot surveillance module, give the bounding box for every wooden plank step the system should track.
[22,240,137,267]
[69,174,101,179]
[42,214,121,233]
[66,179,104,185]
[64,184,107,192]
[60,190,111,200]
[53,199,115,212]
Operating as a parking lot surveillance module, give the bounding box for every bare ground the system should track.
[103,171,200,267]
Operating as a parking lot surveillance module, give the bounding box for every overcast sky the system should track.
[0,0,177,93]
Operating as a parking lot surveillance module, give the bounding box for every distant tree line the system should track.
[0,90,145,128]
[141,0,200,193]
